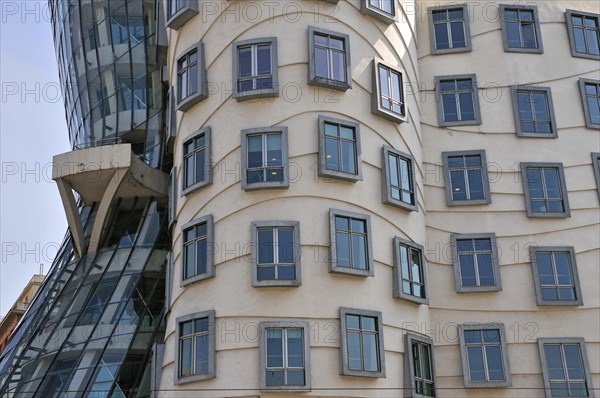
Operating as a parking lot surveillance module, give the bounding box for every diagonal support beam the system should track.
[55,179,86,258]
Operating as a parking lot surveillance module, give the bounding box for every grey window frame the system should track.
[176,42,208,112]
[428,4,472,55]
[458,323,512,388]
[241,126,289,191]
[329,209,374,277]
[451,233,502,293]
[165,253,173,314]
[318,115,363,182]
[382,146,418,211]
[499,4,544,54]
[404,333,437,398]
[371,58,407,123]
[166,0,198,31]
[529,246,583,306]
[259,321,311,392]
[520,162,571,218]
[180,215,215,287]
[579,78,600,129]
[251,221,301,287]
[169,167,178,228]
[360,0,397,24]
[435,74,482,127]
[592,153,600,199]
[443,150,492,206]
[565,9,600,60]
[181,126,212,196]
[393,237,429,305]
[174,310,216,384]
[511,85,558,138]
[339,307,386,378]
[308,26,352,92]
[167,86,177,146]
[538,338,595,398]
[232,37,279,101]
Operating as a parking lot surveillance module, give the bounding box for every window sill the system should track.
[371,106,407,124]
[360,5,397,24]
[329,265,373,278]
[180,272,215,288]
[242,180,289,191]
[175,372,216,385]
[447,198,492,207]
[439,119,481,127]
[341,369,386,378]
[252,279,301,288]
[503,46,543,54]
[383,198,418,212]
[516,131,558,139]
[177,91,208,113]
[181,179,212,197]
[309,76,351,92]
[431,46,472,55]
[234,88,279,102]
[166,7,199,31]
[526,211,571,218]
[319,168,362,182]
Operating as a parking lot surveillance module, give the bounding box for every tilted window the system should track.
[443,150,491,206]
[241,127,289,190]
[176,310,216,383]
[372,60,406,123]
[340,308,385,378]
[579,78,600,129]
[566,10,600,60]
[176,42,207,112]
[451,233,502,292]
[329,209,373,277]
[360,0,397,24]
[233,38,279,101]
[393,237,428,304]
[382,147,417,211]
[429,5,472,54]
[181,215,215,285]
[251,222,301,287]
[308,26,352,91]
[181,127,212,195]
[405,333,437,397]
[530,246,582,306]
[435,75,481,126]
[521,162,571,218]
[319,116,362,182]
[511,86,557,137]
[500,5,543,53]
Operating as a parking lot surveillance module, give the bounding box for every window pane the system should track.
[314,47,329,78]
[477,254,494,286]
[379,66,390,98]
[543,169,561,199]
[388,154,399,187]
[467,169,484,199]
[314,33,328,46]
[180,339,192,377]
[362,317,376,331]
[341,141,357,174]
[506,22,521,47]
[467,346,486,381]
[331,50,346,81]
[352,234,367,270]
[474,238,491,251]
[287,370,305,386]
[181,321,193,336]
[195,149,205,184]
[287,329,304,367]
[247,135,263,168]
[258,229,274,264]
[195,335,209,374]
[545,345,565,380]
[340,126,354,140]
[257,266,276,281]
[266,329,283,367]
[537,253,555,285]
[518,92,533,120]
[391,71,401,103]
[542,287,558,301]
[325,137,340,171]
[336,232,351,267]
[587,96,600,124]
[554,253,572,286]
[185,243,194,278]
[256,45,271,75]
[450,170,467,200]
[266,371,284,386]
[411,250,422,283]
[526,169,544,198]
[485,345,505,381]
[336,216,349,230]
[196,238,207,275]
[277,265,295,280]
[574,28,587,53]
[434,23,449,49]
[363,333,379,371]
[564,345,584,380]
[189,64,198,95]
[400,158,411,190]
[483,329,500,343]
[266,134,282,166]
[521,22,537,48]
[464,329,482,344]
[459,254,477,286]
[347,331,362,370]
[587,29,600,55]
[550,382,570,397]
[351,219,365,233]
[450,21,465,47]
[185,155,194,187]
[239,47,252,78]
[422,344,432,380]
[346,315,360,329]
[459,92,475,120]
[330,37,344,50]
[442,93,458,121]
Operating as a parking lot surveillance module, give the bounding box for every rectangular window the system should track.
[443,150,491,206]
[168,167,177,228]
[530,246,582,306]
[429,5,472,54]
[566,10,600,60]
[459,324,512,388]
[382,147,417,211]
[538,338,593,398]
[233,38,278,101]
[181,215,215,285]
[405,333,436,397]
[182,127,212,194]
[166,0,198,30]
[435,75,481,126]
[259,321,311,391]
[241,127,289,190]
[451,233,501,292]
[329,209,373,277]
[308,26,352,91]
[372,59,406,123]
[511,86,557,137]
[251,221,301,287]
[521,162,570,218]
[361,0,397,23]
[176,310,215,383]
[592,153,600,199]
[340,308,385,378]
[393,237,428,304]
[318,116,362,181]
[176,43,207,112]
[500,5,543,53]
[579,78,600,129]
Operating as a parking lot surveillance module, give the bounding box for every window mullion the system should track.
[252,45,258,89]
[282,328,288,385]
[481,341,490,381]
[463,168,471,199]
[447,19,454,48]
[540,168,549,207]
[549,253,560,294]
[273,228,279,279]
[559,345,570,385]
[262,134,268,181]
[455,89,462,120]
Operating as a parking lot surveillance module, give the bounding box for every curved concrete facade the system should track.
[161,1,599,397]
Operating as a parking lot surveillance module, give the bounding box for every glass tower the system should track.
[0,1,170,397]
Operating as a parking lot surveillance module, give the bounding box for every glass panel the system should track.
[352,235,367,270]
[477,254,494,286]
[257,266,276,281]
[314,33,328,46]
[351,219,365,233]
[518,92,533,121]
[442,93,458,121]
[411,250,422,283]
[537,253,555,285]
[542,287,558,301]
[544,345,565,380]
[554,253,573,286]
[247,135,263,168]
[474,239,491,251]
[388,154,399,187]
[483,329,500,343]
[266,134,282,167]
[325,137,339,171]
[347,331,362,370]
[485,345,505,381]
[336,232,351,267]
[363,333,379,371]
[286,329,304,367]
[258,229,274,264]
[195,335,209,374]
[340,126,354,140]
[391,71,401,102]
[278,228,294,264]
[550,382,570,397]
[256,45,271,75]
[459,254,476,286]
[180,339,192,377]
[238,47,252,78]
[570,382,588,397]
[362,317,376,331]
[277,265,295,280]
[195,148,205,184]
[330,37,344,50]
[266,370,284,386]
[287,370,305,386]
[434,23,449,49]
[506,22,521,47]
[432,10,447,22]
[527,169,544,198]
[459,92,475,120]
[522,22,537,48]
[464,329,482,344]
[468,169,484,199]
[379,66,390,98]
[564,345,584,380]
[196,238,207,275]
[543,169,561,199]
[181,321,193,336]
[341,141,356,174]
[346,315,360,329]
[336,216,349,231]
[587,96,600,124]
[450,21,466,47]
[331,50,346,81]
[450,170,467,200]
[574,28,587,53]
[185,243,194,279]
[195,318,209,333]
[587,29,600,55]
[315,47,329,78]
[266,329,283,367]
[467,346,486,381]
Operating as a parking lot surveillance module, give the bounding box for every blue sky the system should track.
[1,1,70,316]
